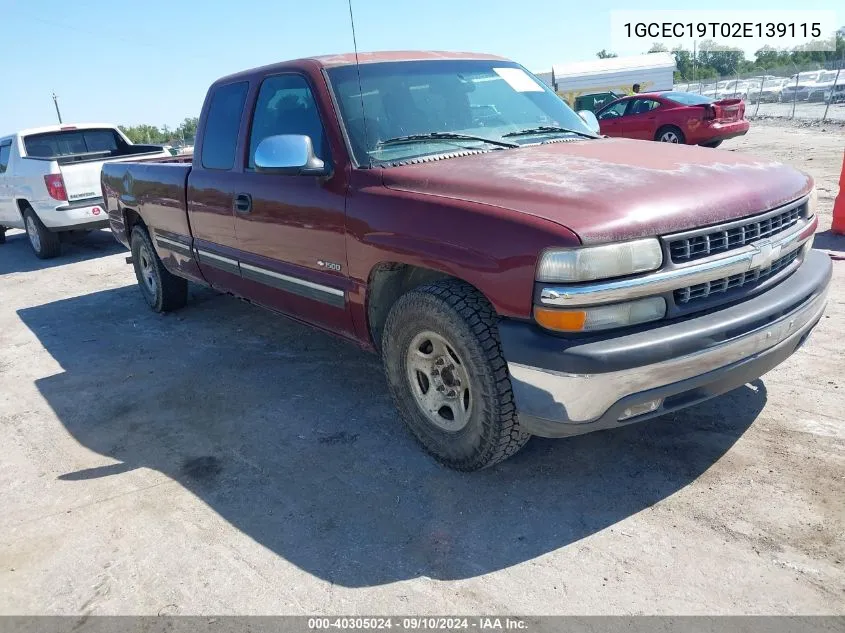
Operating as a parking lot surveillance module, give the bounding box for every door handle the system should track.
[234,193,252,214]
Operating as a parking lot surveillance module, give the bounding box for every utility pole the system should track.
[52,92,63,124]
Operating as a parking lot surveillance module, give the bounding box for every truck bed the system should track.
[101,159,193,250]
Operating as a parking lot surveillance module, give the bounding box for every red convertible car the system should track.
[595,91,749,147]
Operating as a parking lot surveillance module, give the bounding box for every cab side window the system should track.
[201,81,249,170]
[628,99,661,115]
[248,74,326,169]
[598,100,628,120]
[0,142,11,174]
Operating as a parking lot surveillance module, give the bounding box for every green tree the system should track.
[175,117,199,143]
[648,43,668,53]
[596,49,618,59]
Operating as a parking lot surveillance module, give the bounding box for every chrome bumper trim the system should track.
[539,215,817,307]
[511,284,828,425]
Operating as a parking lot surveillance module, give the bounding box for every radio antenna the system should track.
[347,0,371,167]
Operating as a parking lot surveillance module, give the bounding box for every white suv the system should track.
[0,124,169,258]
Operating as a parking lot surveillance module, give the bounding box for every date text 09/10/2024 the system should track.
[307,617,529,630]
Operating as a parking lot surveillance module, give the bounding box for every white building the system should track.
[535,52,676,106]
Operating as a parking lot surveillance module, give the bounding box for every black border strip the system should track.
[196,249,240,276]
[155,236,193,258]
[240,262,345,308]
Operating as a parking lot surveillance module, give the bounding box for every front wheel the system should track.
[24,208,61,259]
[130,225,187,312]
[701,140,723,148]
[382,279,530,471]
[655,126,685,144]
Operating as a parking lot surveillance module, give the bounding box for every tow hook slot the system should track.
[125,256,133,265]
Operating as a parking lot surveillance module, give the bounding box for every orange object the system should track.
[534,307,587,332]
[833,150,845,235]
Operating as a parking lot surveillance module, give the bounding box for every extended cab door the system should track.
[596,98,631,137]
[186,81,250,292]
[230,73,354,337]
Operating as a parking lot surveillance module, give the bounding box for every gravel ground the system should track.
[1,121,844,616]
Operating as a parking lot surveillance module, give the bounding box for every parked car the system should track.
[595,91,748,147]
[826,81,845,104]
[806,72,841,102]
[780,83,812,102]
[0,124,169,257]
[748,78,790,103]
[102,51,828,470]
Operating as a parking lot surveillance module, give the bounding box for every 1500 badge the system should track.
[317,260,342,272]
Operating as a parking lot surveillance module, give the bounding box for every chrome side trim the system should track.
[196,249,238,266]
[540,215,817,307]
[156,236,191,250]
[240,263,344,298]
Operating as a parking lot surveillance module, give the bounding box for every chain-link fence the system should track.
[673,61,845,122]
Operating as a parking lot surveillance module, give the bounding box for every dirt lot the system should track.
[1,121,844,615]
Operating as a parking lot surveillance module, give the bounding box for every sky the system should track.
[0,0,840,132]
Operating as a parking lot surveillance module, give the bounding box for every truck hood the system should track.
[381,138,812,244]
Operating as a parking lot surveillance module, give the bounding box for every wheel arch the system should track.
[364,261,495,352]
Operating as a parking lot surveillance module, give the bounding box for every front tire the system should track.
[382,279,530,471]
[701,140,723,148]
[24,208,61,259]
[655,126,685,144]
[130,225,187,312]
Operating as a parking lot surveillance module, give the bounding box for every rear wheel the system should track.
[24,208,61,259]
[701,140,723,148]
[655,125,685,144]
[382,279,530,471]
[130,225,187,312]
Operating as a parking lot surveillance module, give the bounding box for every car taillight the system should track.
[703,105,716,120]
[44,174,67,201]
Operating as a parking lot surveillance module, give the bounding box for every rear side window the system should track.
[0,142,10,173]
[23,129,123,158]
[201,81,249,170]
[247,74,326,168]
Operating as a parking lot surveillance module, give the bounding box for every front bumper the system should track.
[500,250,831,438]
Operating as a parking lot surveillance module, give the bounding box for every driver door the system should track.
[623,98,662,140]
[596,98,631,137]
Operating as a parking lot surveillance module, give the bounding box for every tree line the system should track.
[119,117,198,145]
[597,32,845,81]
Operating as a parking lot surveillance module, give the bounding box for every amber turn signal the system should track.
[533,307,587,332]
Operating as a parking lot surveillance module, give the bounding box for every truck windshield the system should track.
[23,128,123,159]
[327,60,595,166]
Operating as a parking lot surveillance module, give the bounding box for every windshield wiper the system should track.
[377,132,518,149]
[502,126,598,140]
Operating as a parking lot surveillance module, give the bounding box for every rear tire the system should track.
[655,125,685,144]
[130,225,188,312]
[701,140,723,148]
[23,208,61,259]
[382,279,530,471]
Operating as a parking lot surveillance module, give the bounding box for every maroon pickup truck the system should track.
[102,51,831,471]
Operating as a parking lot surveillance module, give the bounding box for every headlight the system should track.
[534,297,666,332]
[536,238,663,283]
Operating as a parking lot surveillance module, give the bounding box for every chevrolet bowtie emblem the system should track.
[749,239,781,270]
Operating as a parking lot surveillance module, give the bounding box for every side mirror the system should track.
[576,110,601,135]
[254,134,329,176]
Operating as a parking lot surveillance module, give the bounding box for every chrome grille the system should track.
[669,206,804,263]
[674,249,800,305]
